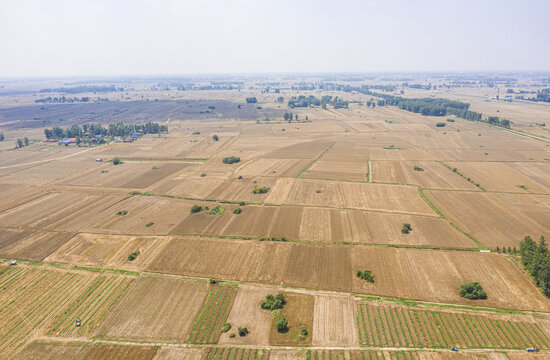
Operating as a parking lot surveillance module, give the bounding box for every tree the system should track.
[295,114,298,121]
[190,205,203,214]
[238,327,248,336]
[260,293,286,310]
[112,157,122,165]
[212,134,219,141]
[222,156,240,164]
[276,317,288,332]
[459,282,487,300]
[23,137,29,146]
[0,132,5,141]
[15,139,24,148]
[245,97,257,103]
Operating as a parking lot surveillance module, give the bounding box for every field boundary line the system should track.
[296,142,335,178]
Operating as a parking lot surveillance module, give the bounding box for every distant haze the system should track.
[0,0,549,77]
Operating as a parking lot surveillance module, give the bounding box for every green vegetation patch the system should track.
[261,293,286,311]
[209,205,226,215]
[223,156,241,164]
[459,282,487,300]
[356,270,375,283]
[253,185,270,194]
[127,251,140,261]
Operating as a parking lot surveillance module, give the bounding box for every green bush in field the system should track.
[276,317,288,333]
[356,270,375,283]
[253,185,270,194]
[209,205,225,215]
[127,251,140,261]
[459,282,487,300]
[238,327,248,336]
[223,156,240,164]
[190,205,203,214]
[261,293,286,310]
[401,223,412,234]
[221,322,231,333]
[233,207,242,214]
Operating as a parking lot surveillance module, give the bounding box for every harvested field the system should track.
[302,160,368,182]
[269,349,304,360]
[0,183,46,213]
[219,285,272,345]
[0,266,132,359]
[234,158,311,178]
[263,140,333,159]
[150,177,226,199]
[0,228,74,261]
[268,293,314,346]
[357,303,550,349]
[425,190,550,248]
[312,295,358,346]
[188,285,238,344]
[147,238,550,311]
[83,344,157,360]
[202,347,269,360]
[445,162,550,193]
[172,204,474,248]
[153,347,204,360]
[370,161,478,190]
[264,178,435,215]
[15,341,91,360]
[97,276,209,343]
[309,350,418,360]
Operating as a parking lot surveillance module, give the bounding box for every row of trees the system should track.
[39,85,123,94]
[287,95,350,109]
[44,122,168,140]
[520,236,550,297]
[15,137,29,148]
[35,96,109,103]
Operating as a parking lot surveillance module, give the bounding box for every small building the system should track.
[114,137,122,143]
[58,138,76,145]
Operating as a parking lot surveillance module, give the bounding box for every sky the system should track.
[0,0,549,77]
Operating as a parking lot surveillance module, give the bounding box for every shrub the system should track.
[116,210,128,216]
[413,166,424,171]
[209,205,226,215]
[238,175,243,180]
[245,97,257,103]
[145,222,154,227]
[127,251,140,261]
[300,326,308,336]
[239,201,246,206]
[190,205,203,214]
[459,282,487,300]
[200,173,206,177]
[112,157,122,165]
[446,118,455,122]
[253,185,270,194]
[209,278,218,284]
[220,322,231,333]
[223,156,241,164]
[436,122,446,127]
[276,317,288,333]
[315,189,322,193]
[229,333,236,338]
[401,223,412,234]
[212,134,219,141]
[238,327,248,336]
[233,207,242,214]
[261,293,286,310]
[356,270,375,283]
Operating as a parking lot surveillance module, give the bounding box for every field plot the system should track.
[351,247,550,312]
[219,285,272,345]
[96,276,209,343]
[0,266,132,359]
[15,340,91,360]
[60,162,190,189]
[425,190,550,248]
[153,347,204,360]
[151,177,226,199]
[0,191,125,231]
[445,162,550,193]
[269,293,314,346]
[84,195,194,235]
[263,140,333,160]
[203,347,269,360]
[357,303,550,349]
[302,160,368,182]
[312,295,358,346]
[234,158,311,178]
[0,183,46,213]
[186,135,236,159]
[310,350,418,360]
[265,178,435,215]
[83,344,157,360]
[370,161,478,190]
[0,228,74,261]
[188,285,238,344]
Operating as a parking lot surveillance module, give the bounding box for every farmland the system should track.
[1,74,550,359]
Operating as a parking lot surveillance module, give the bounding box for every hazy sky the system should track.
[1,0,549,77]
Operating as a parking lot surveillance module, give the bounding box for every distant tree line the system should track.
[534,88,550,103]
[15,137,29,148]
[35,96,109,104]
[39,85,123,94]
[44,122,168,140]
[287,95,350,109]
[245,97,257,103]
[520,236,550,297]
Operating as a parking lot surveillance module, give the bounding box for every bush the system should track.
[112,157,122,165]
[190,205,203,214]
[200,173,206,177]
[238,327,248,336]
[229,333,236,338]
[212,134,219,141]
[447,118,455,122]
[209,205,226,215]
[145,222,154,227]
[413,166,424,171]
[116,210,128,216]
[127,251,140,261]
[261,293,286,310]
[220,322,231,333]
[223,156,241,164]
[459,282,487,300]
[245,97,257,103]
[238,175,243,180]
[401,223,412,234]
[276,317,288,333]
[253,185,270,194]
[436,122,446,127]
[356,270,375,283]
[233,207,242,214]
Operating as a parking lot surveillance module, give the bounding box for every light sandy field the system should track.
[303,160,368,182]
[0,228,74,261]
[219,285,272,346]
[15,341,91,360]
[96,276,209,342]
[234,158,311,178]
[371,161,479,190]
[83,344,157,360]
[312,295,358,346]
[146,237,548,311]
[425,190,550,248]
[0,183,46,213]
[152,347,204,360]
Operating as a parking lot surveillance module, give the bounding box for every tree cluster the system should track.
[356,270,375,283]
[459,282,487,300]
[245,97,257,103]
[520,236,550,296]
[260,293,286,311]
[39,85,123,94]
[222,156,240,164]
[35,96,108,103]
[44,122,168,140]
